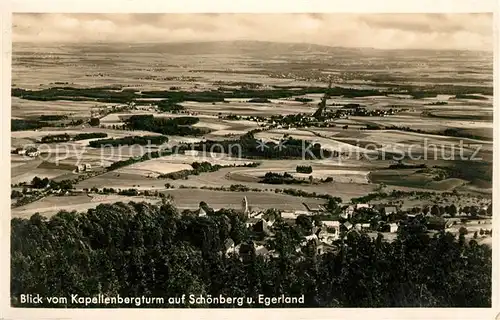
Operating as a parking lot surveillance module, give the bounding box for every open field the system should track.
[75,171,168,190]
[12,167,73,185]
[74,165,378,201]
[352,114,493,140]
[227,167,370,184]
[155,152,257,166]
[255,126,492,163]
[11,194,162,218]
[11,41,493,217]
[11,97,122,118]
[180,100,317,117]
[116,162,193,177]
[369,169,468,191]
[11,189,329,218]
[11,126,165,148]
[11,141,160,183]
[161,189,326,211]
[8,27,495,311]
[255,129,377,154]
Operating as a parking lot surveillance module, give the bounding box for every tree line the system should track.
[88,135,169,148]
[296,165,313,174]
[125,115,205,136]
[11,201,491,308]
[190,132,339,160]
[159,161,259,180]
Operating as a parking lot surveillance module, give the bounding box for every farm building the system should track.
[76,163,92,173]
[26,150,40,157]
[355,203,371,210]
[255,245,270,257]
[294,210,311,216]
[281,211,298,220]
[245,217,260,228]
[345,205,355,215]
[388,223,398,233]
[253,219,272,236]
[302,203,326,213]
[301,234,320,247]
[344,203,371,216]
[383,206,398,215]
[343,221,353,231]
[353,223,373,231]
[13,148,26,155]
[322,220,341,234]
[197,207,207,217]
[380,223,399,233]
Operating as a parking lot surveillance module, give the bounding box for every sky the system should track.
[12,13,493,50]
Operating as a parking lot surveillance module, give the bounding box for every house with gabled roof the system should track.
[224,238,236,256]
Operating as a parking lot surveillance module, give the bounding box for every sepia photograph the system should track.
[4,5,497,314]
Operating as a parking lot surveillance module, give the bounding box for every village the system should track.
[191,195,493,258]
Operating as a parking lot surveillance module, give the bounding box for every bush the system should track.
[11,190,23,199]
[126,115,204,136]
[459,227,468,235]
[73,132,108,141]
[296,165,313,174]
[88,135,168,148]
[40,134,71,143]
[89,118,100,126]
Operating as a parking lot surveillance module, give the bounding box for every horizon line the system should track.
[11,40,494,53]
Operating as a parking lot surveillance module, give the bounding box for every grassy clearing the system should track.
[75,172,168,190]
[368,169,468,191]
[161,189,326,211]
[116,162,193,177]
[228,168,370,184]
[11,194,161,218]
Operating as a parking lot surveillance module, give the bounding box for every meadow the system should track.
[11,41,493,216]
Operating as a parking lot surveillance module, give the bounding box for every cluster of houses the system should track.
[76,163,92,173]
[193,195,494,259]
[12,147,40,158]
[331,105,399,118]
[193,197,405,258]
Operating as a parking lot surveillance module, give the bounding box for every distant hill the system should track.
[74,40,374,56]
[14,40,491,58]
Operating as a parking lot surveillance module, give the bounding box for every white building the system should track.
[340,211,349,219]
[293,210,310,216]
[197,207,207,217]
[384,206,398,215]
[323,220,341,233]
[345,205,355,215]
[255,245,270,257]
[355,204,371,210]
[281,211,297,220]
[343,221,353,230]
[389,223,398,233]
